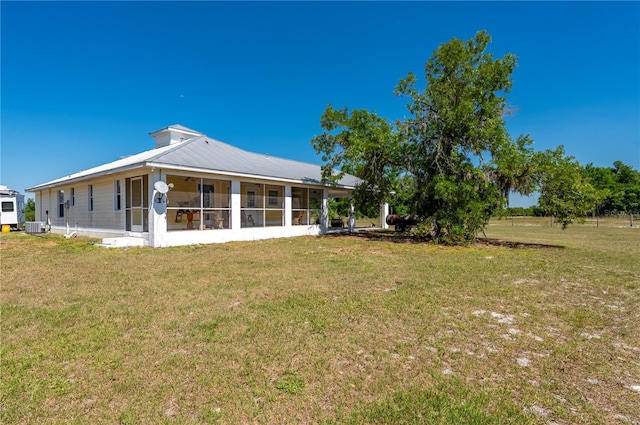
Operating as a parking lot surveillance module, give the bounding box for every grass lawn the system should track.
[1,218,638,424]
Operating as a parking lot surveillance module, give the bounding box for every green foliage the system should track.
[388,174,415,215]
[25,198,35,222]
[313,31,597,243]
[313,106,403,217]
[326,197,356,220]
[582,161,640,214]
[536,147,601,228]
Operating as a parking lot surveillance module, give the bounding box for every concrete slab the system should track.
[101,236,148,248]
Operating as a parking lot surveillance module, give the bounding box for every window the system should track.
[58,190,65,218]
[268,190,279,206]
[114,180,121,211]
[71,188,75,206]
[88,185,94,211]
[1,202,13,212]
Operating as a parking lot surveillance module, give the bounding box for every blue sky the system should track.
[2,1,639,207]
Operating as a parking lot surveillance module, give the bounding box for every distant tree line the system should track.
[582,161,640,215]
[495,161,639,217]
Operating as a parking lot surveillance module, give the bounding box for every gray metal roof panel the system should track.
[27,132,359,191]
[26,142,185,191]
[149,136,359,187]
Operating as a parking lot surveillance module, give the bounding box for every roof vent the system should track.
[149,124,202,148]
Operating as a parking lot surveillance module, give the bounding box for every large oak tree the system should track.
[313,31,596,243]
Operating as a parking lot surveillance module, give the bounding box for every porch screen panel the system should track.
[240,182,264,228]
[309,189,323,225]
[166,176,200,230]
[291,187,309,225]
[166,175,231,231]
[201,178,231,230]
[265,185,283,227]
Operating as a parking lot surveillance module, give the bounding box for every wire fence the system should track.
[495,215,637,228]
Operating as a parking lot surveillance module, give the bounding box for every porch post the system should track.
[149,169,167,247]
[284,185,292,227]
[231,179,241,230]
[320,188,329,233]
[380,202,389,229]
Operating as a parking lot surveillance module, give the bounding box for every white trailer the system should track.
[0,185,25,230]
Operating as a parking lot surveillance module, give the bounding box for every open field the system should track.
[1,218,638,424]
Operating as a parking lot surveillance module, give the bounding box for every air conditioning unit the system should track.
[25,221,46,234]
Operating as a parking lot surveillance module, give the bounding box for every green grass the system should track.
[1,218,638,424]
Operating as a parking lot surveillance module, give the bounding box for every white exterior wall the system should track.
[34,188,62,229]
[33,171,149,238]
[160,221,323,247]
[70,176,124,230]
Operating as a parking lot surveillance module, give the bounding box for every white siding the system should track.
[34,171,151,237]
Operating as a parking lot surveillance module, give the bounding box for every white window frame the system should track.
[88,185,94,212]
[114,180,122,211]
[57,190,65,218]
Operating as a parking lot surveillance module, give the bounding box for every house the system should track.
[26,125,387,247]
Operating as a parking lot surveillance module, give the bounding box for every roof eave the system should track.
[26,163,149,192]
[146,162,356,190]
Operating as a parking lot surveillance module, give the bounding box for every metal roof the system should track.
[27,130,359,191]
[0,185,22,196]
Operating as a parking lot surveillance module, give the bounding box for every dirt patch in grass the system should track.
[331,229,564,250]
[476,237,564,250]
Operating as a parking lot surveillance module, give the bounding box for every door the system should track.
[127,176,147,232]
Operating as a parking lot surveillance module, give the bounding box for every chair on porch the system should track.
[241,211,255,227]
